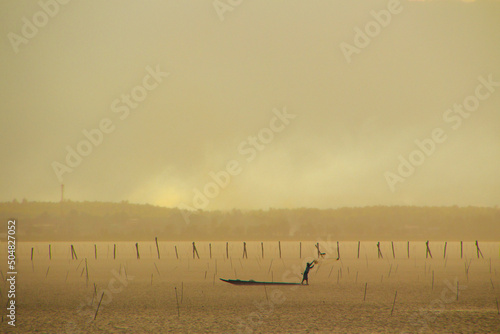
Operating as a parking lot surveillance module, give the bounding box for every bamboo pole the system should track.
[71,245,78,260]
[226,242,229,259]
[407,241,410,259]
[357,241,360,259]
[192,242,199,259]
[135,243,140,259]
[242,242,248,259]
[475,240,484,259]
[390,290,398,316]
[85,258,89,286]
[155,237,160,259]
[460,241,463,259]
[209,243,212,259]
[261,242,264,259]
[278,241,282,259]
[377,242,383,259]
[391,241,395,259]
[94,292,105,320]
[94,244,97,260]
[443,242,447,259]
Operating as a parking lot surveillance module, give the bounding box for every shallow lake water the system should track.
[1,241,499,333]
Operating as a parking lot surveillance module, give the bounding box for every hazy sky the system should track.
[1,0,499,210]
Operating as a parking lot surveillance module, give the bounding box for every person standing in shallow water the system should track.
[301,261,315,285]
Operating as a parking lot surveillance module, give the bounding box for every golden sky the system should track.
[1,0,499,210]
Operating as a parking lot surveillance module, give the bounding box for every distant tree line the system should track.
[0,200,498,241]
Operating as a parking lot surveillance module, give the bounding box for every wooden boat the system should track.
[219,278,303,286]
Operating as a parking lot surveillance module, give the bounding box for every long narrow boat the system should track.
[219,278,303,286]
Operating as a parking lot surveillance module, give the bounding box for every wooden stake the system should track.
[94,292,105,320]
[460,241,463,259]
[49,244,51,260]
[175,246,179,259]
[85,258,89,285]
[475,240,484,259]
[209,243,212,259]
[261,242,264,259]
[114,244,116,260]
[71,245,78,260]
[31,247,34,261]
[278,241,282,259]
[391,241,395,259]
[155,237,160,259]
[390,290,398,316]
[226,242,229,259]
[443,242,447,259]
[94,244,97,260]
[357,241,360,259]
[135,243,140,259]
[242,242,248,259]
[192,242,199,259]
[407,241,410,259]
[363,283,368,301]
[377,242,383,259]
[299,242,302,259]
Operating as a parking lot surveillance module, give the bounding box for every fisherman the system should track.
[301,261,315,285]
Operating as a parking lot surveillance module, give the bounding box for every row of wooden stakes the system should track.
[28,239,487,261]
